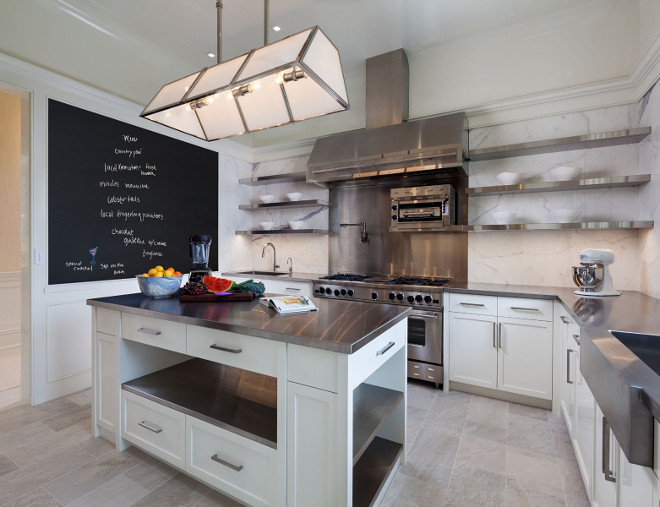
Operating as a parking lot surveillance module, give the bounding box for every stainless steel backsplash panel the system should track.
[328,178,468,281]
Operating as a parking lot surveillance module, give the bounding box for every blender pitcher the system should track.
[189,234,212,283]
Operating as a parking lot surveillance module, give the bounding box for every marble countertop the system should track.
[87,293,410,354]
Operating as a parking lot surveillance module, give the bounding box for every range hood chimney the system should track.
[307,49,468,183]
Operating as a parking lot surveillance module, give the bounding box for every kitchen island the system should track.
[87,293,409,507]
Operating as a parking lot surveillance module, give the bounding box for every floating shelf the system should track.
[235,229,329,235]
[468,127,651,161]
[239,199,328,210]
[353,437,403,507]
[121,358,277,448]
[468,221,654,232]
[352,384,403,466]
[467,174,651,196]
[238,172,307,186]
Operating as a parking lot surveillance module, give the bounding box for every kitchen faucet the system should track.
[340,222,368,242]
[262,242,280,272]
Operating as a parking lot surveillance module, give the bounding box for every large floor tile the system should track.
[466,396,508,429]
[380,470,447,507]
[67,474,149,507]
[443,461,505,507]
[400,425,460,487]
[2,487,62,507]
[507,412,556,457]
[127,453,181,492]
[407,380,440,410]
[424,393,471,433]
[505,477,566,506]
[506,448,564,500]
[508,402,549,422]
[0,453,19,478]
[131,473,214,507]
[455,427,507,475]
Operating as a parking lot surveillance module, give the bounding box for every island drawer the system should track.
[186,417,277,507]
[96,308,120,335]
[449,293,497,316]
[121,313,186,353]
[187,326,282,377]
[121,390,185,470]
[498,297,553,321]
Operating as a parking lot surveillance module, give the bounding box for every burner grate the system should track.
[320,273,371,282]
[385,277,450,287]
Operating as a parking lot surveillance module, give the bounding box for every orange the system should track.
[174,271,182,276]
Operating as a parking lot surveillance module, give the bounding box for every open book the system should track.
[260,295,318,314]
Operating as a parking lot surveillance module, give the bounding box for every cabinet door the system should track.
[619,444,654,507]
[95,331,119,434]
[448,313,497,389]
[594,404,617,507]
[574,338,595,500]
[559,313,576,437]
[498,318,553,399]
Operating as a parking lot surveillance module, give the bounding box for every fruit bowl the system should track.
[137,274,183,299]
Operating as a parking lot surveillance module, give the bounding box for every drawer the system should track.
[287,343,338,393]
[262,279,311,298]
[121,313,186,353]
[187,326,283,377]
[96,308,119,335]
[449,293,497,316]
[347,319,406,389]
[408,360,443,384]
[498,297,553,321]
[122,390,185,470]
[186,417,277,507]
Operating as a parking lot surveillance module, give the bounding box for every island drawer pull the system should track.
[138,420,162,433]
[560,316,569,324]
[459,302,484,307]
[210,344,243,354]
[211,454,243,472]
[137,327,162,336]
[510,306,540,312]
[376,341,395,356]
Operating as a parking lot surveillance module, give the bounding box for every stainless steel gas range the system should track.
[313,273,449,387]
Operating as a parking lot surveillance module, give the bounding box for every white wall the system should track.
[0,272,20,349]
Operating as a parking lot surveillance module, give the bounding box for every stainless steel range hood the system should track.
[307,49,468,183]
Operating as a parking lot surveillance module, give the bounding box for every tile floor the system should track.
[0,382,589,506]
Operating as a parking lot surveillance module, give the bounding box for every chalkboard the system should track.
[48,99,219,285]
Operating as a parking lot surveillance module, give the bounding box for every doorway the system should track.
[0,85,30,410]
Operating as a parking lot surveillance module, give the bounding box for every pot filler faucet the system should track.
[262,242,280,272]
[340,222,368,243]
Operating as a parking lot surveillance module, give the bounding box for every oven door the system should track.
[407,309,442,365]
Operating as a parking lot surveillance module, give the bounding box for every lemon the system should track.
[147,268,157,276]
[140,273,149,277]
[155,265,164,272]
[164,269,174,277]
[154,271,164,277]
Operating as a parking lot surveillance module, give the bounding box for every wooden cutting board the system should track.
[179,292,255,302]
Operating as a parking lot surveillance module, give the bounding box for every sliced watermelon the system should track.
[203,276,235,293]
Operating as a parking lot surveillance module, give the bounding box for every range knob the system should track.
[318,286,324,294]
[371,291,378,300]
[424,295,433,303]
[391,215,397,221]
[407,295,415,303]
[325,287,332,295]
[396,293,404,301]
[340,288,347,296]
[388,292,396,301]
[415,294,423,303]
[391,204,397,211]
[334,289,340,297]
[347,289,354,297]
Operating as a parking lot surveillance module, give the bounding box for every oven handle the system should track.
[410,311,439,320]
[401,211,437,218]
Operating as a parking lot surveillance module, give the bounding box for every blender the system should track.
[572,248,620,297]
[189,234,213,283]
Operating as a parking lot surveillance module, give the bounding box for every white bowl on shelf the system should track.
[496,172,524,185]
[550,166,580,181]
[259,221,274,230]
[286,192,302,201]
[491,211,517,224]
[288,220,304,230]
[551,208,580,223]
[258,194,275,204]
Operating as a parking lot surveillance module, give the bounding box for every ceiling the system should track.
[0,0,645,147]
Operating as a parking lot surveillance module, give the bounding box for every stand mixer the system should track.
[572,248,621,297]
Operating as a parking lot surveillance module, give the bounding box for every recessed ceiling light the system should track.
[206,52,215,58]
[272,25,281,32]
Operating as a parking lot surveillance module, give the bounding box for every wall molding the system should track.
[0,271,19,289]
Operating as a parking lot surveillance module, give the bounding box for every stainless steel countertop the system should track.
[87,293,410,354]
[222,271,328,283]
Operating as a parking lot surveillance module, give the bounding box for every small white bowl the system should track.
[259,221,274,230]
[551,208,580,223]
[286,192,302,201]
[258,194,274,204]
[550,166,580,181]
[288,220,303,230]
[497,172,524,185]
[491,211,517,224]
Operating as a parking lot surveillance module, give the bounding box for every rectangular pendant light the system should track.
[140,26,349,141]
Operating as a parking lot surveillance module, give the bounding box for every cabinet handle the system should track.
[492,322,497,348]
[412,312,439,320]
[138,420,162,433]
[460,302,484,307]
[602,417,616,483]
[510,306,540,312]
[498,322,502,349]
[376,341,395,356]
[137,327,161,336]
[566,349,574,384]
[572,334,581,346]
[285,287,301,292]
[211,454,244,472]
[210,344,243,354]
[560,316,569,324]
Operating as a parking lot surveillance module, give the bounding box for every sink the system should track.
[610,330,660,375]
[235,270,289,276]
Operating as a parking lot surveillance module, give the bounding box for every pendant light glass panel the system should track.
[283,73,346,120]
[301,29,348,104]
[147,104,205,139]
[186,54,248,100]
[143,72,201,115]
[236,75,290,131]
[195,94,246,139]
[236,29,312,82]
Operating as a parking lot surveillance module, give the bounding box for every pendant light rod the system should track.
[264,0,269,45]
[216,0,223,64]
